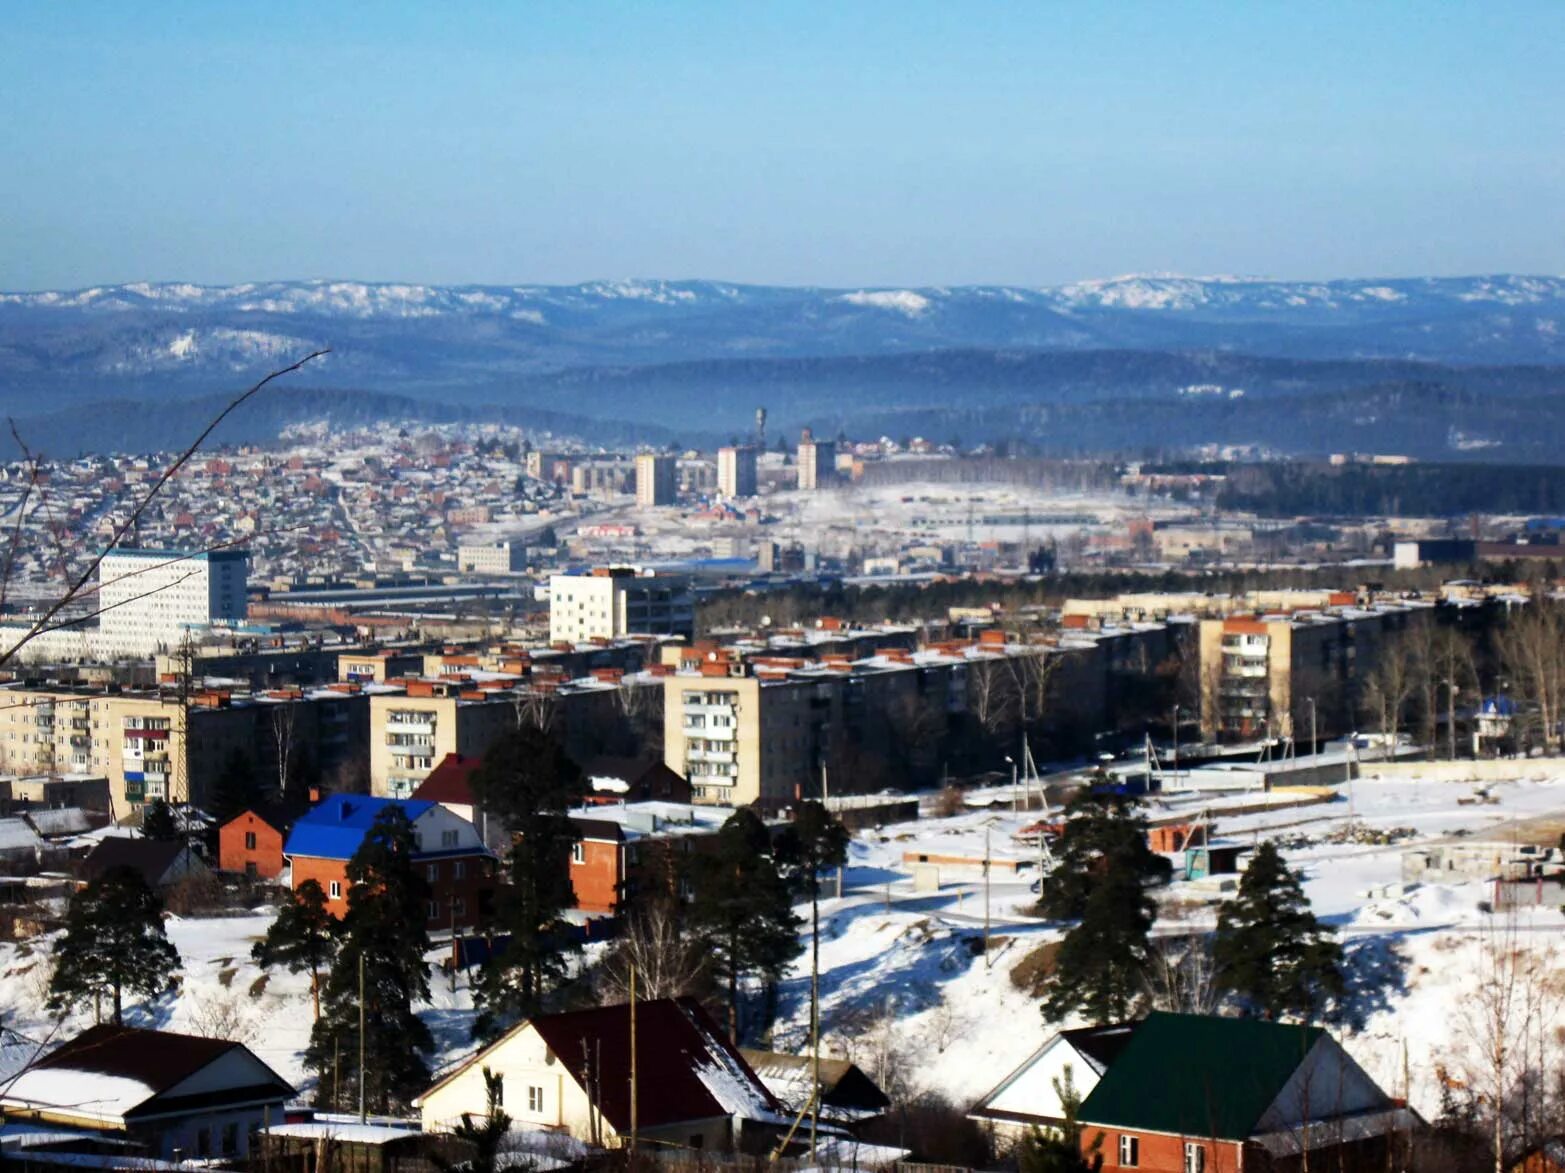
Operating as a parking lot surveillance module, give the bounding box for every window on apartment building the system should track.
[527,1086,544,1113]
[453,897,466,917]
[244,831,257,850]
[426,864,439,882]
[427,900,439,920]
[571,843,585,865]
[1183,1143,1205,1173]
[454,860,466,880]
[1119,1136,1139,1167]
[329,881,341,899]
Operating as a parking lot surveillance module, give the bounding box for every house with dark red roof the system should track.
[418,996,788,1153]
[412,753,506,851]
[0,1023,293,1162]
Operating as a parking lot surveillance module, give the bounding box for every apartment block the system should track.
[716,446,757,498]
[457,541,528,575]
[635,453,677,507]
[548,568,694,645]
[369,682,518,799]
[1198,603,1428,743]
[796,429,836,491]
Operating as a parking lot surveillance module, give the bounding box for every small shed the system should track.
[1185,840,1247,880]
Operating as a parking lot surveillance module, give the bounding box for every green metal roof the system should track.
[1077,1013,1324,1141]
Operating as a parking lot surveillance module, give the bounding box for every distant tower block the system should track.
[717,445,758,498]
[755,406,768,451]
[635,452,677,507]
[797,427,836,491]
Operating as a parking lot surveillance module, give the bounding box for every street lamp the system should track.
[1005,755,1016,812]
[1306,696,1317,758]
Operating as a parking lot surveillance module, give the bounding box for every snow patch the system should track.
[837,290,932,317]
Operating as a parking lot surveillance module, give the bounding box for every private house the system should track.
[740,1049,890,1129]
[0,1024,293,1162]
[283,794,495,930]
[217,808,289,880]
[567,802,731,916]
[969,1023,1140,1144]
[77,837,209,890]
[410,753,505,851]
[418,996,787,1152]
[1076,1013,1418,1172]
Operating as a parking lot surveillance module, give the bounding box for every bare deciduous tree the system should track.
[1497,600,1565,754]
[593,903,708,1003]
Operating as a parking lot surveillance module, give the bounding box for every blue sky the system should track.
[2,2,1562,290]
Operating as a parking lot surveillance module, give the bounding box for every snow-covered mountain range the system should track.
[2,274,1564,390]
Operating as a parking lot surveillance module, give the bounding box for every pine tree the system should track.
[1014,1066,1104,1173]
[1214,840,1345,1020]
[141,798,179,842]
[1038,793,1170,921]
[688,807,802,1042]
[49,866,180,1025]
[303,806,433,1113]
[433,1067,512,1173]
[1041,868,1154,1025]
[468,726,585,1039]
[252,878,339,1020]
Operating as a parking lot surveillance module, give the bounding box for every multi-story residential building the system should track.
[1198,603,1429,743]
[796,429,836,491]
[716,446,757,498]
[370,681,518,799]
[0,682,369,820]
[457,540,528,575]
[635,453,677,507]
[548,567,694,645]
[2,548,251,661]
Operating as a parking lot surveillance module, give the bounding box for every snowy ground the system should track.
[0,772,1561,1121]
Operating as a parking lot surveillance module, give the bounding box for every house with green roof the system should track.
[1075,1012,1417,1172]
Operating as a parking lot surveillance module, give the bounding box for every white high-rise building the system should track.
[635,453,677,507]
[796,428,836,491]
[1,548,250,662]
[548,567,694,645]
[97,548,249,645]
[717,446,757,498]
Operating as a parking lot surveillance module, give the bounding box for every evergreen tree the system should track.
[1038,793,1170,921]
[252,878,339,1020]
[49,866,180,1025]
[1041,868,1154,1025]
[1214,840,1345,1020]
[208,748,262,825]
[304,806,433,1113]
[468,727,585,1039]
[433,1067,512,1173]
[688,808,802,1042]
[1014,1067,1104,1173]
[141,798,179,842]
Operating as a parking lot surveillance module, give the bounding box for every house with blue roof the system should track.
[284,793,496,932]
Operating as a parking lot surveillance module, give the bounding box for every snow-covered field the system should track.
[0,772,1561,1121]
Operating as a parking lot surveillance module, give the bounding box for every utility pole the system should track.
[1170,704,1180,787]
[629,962,638,1158]
[1448,681,1458,761]
[983,823,992,969]
[357,951,367,1123]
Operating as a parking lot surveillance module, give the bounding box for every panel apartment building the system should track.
[0,681,368,820]
[1198,601,1430,743]
[548,568,694,645]
[716,446,758,499]
[796,429,836,491]
[635,453,677,507]
[1,548,250,662]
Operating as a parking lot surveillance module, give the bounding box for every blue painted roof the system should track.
[284,794,435,861]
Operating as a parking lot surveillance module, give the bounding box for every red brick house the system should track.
[567,803,730,916]
[1077,1013,1417,1173]
[283,794,496,931]
[218,809,288,880]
